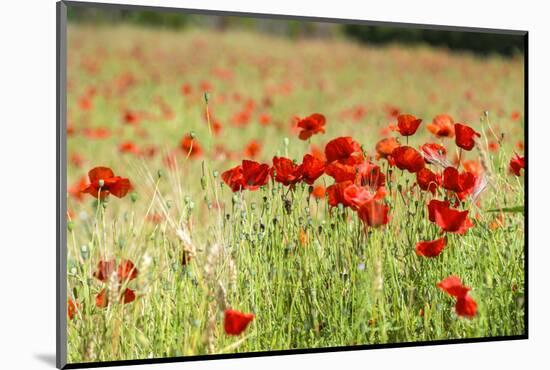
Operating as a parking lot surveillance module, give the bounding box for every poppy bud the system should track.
[67,221,74,232]
[157,169,163,179]
[232,194,239,206]
[284,198,292,214]
[251,202,256,211]
[190,131,196,139]
[283,137,289,147]
[204,92,210,103]
[212,170,219,178]
[184,196,191,204]
[188,201,195,210]
[130,192,138,203]
[80,244,89,259]
[200,176,206,190]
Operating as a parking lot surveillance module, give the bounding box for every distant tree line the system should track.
[343,25,524,56]
[67,6,524,57]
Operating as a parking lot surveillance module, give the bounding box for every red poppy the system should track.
[68,176,88,201]
[83,127,111,139]
[462,160,483,176]
[327,181,354,208]
[242,160,270,189]
[454,123,480,151]
[300,154,325,185]
[243,140,262,159]
[455,294,477,318]
[420,143,448,166]
[416,167,441,194]
[442,167,477,197]
[311,185,326,199]
[81,167,132,200]
[325,137,364,165]
[397,114,422,136]
[297,113,326,140]
[123,110,140,125]
[437,276,470,298]
[119,141,140,155]
[181,134,202,158]
[375,137,400,159]
[271,156,302,186]
[93,259,138,308]
[357,161,386,188]
[221,165,246,192]
[180,83,192,96]
[392,146,425,173]
[343,184,384,210]
[357,200,389,228]
[224,309,254,336]
[68,299,78,320]
[259,113,272,126]
[509,154,525,176]
[428,199,474,234]
[427,114,455,138]
[325,161,356,183]
[415,237,446,257]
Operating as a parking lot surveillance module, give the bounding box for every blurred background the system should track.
[67,6,524,57]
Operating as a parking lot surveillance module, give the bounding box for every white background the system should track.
[0,0,546,368]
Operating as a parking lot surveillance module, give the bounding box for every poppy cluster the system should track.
[437,276,478,318]
[93,259,139,308]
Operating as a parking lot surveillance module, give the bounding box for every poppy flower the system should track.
[509,154,525,176]
[357,200,389,228]
[416,167,441,194]
[243,140,262,159]
[420,143,449,167]
[327,181,354,208]
[415,237,446,257]
[455,294,478,318]
[224,309,254,336]
[392,146,425,173]
[123,110,140,125]
[325,137,363,165]
[397,114,422,136]
[325,162,356,183]
[343,184,384,210]
[81,167,132,200]
[259,113,272,126]
[356,161,386,188]
[427,114,455,138]
[428,199,474,234]
[180,83,192,96]
[93,259,139,308]
[242,160,270,189]
[300,154,325,185]
[68,299,78,320]
[271,156,302,186]
[442,167,477,196]
[221,165,246,192]
[83,127,111,139]
[311,185,326,199]
[297,113,326,140]
[119,141,140,155]
[68,176,88,201]
[181,134,202,158]
[375,137,400,159]
[454,123,480,151]
[437,276,471,298]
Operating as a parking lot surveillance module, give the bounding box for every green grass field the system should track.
[65,24,525,364]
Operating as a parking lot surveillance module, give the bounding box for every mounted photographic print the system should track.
[56,1,527,368]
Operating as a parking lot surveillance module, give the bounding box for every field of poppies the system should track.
[65,23,525,364]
